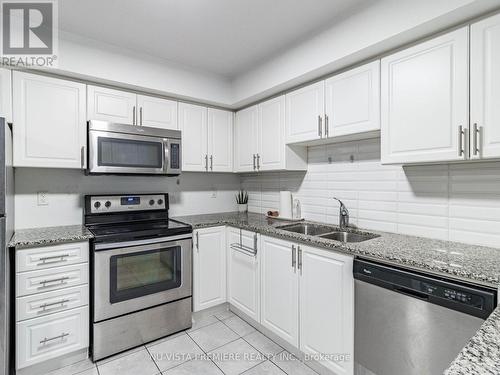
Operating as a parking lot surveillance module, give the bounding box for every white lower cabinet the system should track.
[226,227,260,322]
[260,235,299,347]
[260,235,354,374]
[299,245,354,375]
[15,241,89,371]
[193,227,227,311]
[16,306,89,370]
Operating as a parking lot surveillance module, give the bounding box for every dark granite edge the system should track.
[9,225,94,248]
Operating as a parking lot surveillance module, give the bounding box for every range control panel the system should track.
[88,194,166,214]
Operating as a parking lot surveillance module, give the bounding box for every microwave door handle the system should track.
[163,140,170,173]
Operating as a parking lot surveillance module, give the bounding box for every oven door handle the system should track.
[94,234,192,251]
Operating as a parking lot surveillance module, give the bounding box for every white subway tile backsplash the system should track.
[241,138,500,249]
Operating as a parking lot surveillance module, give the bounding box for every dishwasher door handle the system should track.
[393,286,429,301]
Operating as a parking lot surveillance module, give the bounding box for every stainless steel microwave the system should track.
[87,121,181,175]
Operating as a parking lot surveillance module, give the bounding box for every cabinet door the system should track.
[471,13,500,160]
[208,108,233,172]
[381,27,469,164]
[299,245,354,375]
[178,103,208,172]
[193,227,226,312]
[136,95,178,130]
[325,61,380,137]
[87,85,136,124]
[258,96,285,171]
[285,81,325,143]
[260,235,299,347]
[13,72,86,169]
[227,227,260,321]
[0,68,12,123]
[234,105,258,172]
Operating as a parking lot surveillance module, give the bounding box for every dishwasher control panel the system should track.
[354,259,497,319]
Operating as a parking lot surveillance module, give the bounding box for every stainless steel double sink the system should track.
[276,222,379,243]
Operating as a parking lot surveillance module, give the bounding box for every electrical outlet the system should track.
[211,188,217,198]
[37,192,49,206]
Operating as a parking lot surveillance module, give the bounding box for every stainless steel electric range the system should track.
[84,193,193,361]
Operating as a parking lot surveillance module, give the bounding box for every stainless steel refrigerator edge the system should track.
[0,118,14,375]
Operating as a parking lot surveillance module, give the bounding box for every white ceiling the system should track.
[59,0,375,79]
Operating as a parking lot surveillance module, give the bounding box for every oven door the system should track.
[88,130,168,175]
[93,235,192,322]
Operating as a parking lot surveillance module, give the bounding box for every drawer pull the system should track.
[38,254,70,265]
[40,332,69,345]
[39,299,70,311]
[39,277,70,286]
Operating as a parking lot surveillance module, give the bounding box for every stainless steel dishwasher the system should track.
[353,259,496,375]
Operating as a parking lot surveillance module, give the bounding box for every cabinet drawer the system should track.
[16,242,89,273]
[16,285,88,322]
[16,264,89,297]
[16,306,89,369]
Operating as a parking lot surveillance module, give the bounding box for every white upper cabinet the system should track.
[227,227,260,322]
[299,245,354,375]
[258,96,285,171]
[234,105,259,172]
[381,27,469,164]
[193,227,226,312]
[178,102,208,172]
[208,108,233,172]
[286,81,325,143]
[235,97,307,173]
[87,85,136,124]
[325,61,380,138]
[471,13,500,160]
[260,235,299,347]
[13,72,86,169]
[0,68,12,124]
[136,95,178,129]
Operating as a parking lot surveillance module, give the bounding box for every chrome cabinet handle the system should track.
[39,299,70,311]
[133,106,136,125]
[318,116,322,138]
[80,146,85,169]
[40,332,69,345]
[325,114,329,138]
[473,123,480,156]
[39,277,69,286]
[256,154,260,170]
[253,154,256,170]
[298,246,303,272]
[253,233,258,255]
[291,245,296,270]
[140,107,143,125]
[205,155,208,171]
[458,126,465,158]
[210,155,213,171]
[38,254,70,265]
[230,243,257,257]
[196,232,199,251]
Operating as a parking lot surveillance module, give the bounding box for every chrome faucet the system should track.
[332,197,349,230]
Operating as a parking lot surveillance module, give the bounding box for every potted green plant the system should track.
[236,190,248,213]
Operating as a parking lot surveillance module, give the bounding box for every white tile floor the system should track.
[43,307,318,375]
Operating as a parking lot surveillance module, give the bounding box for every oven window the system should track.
[98,137,163,169]
[109,246,181,303]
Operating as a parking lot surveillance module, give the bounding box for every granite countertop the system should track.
[9,224,94,248]
[173,211,500,375]
[444,307,500,375]
[173,211,500,287]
